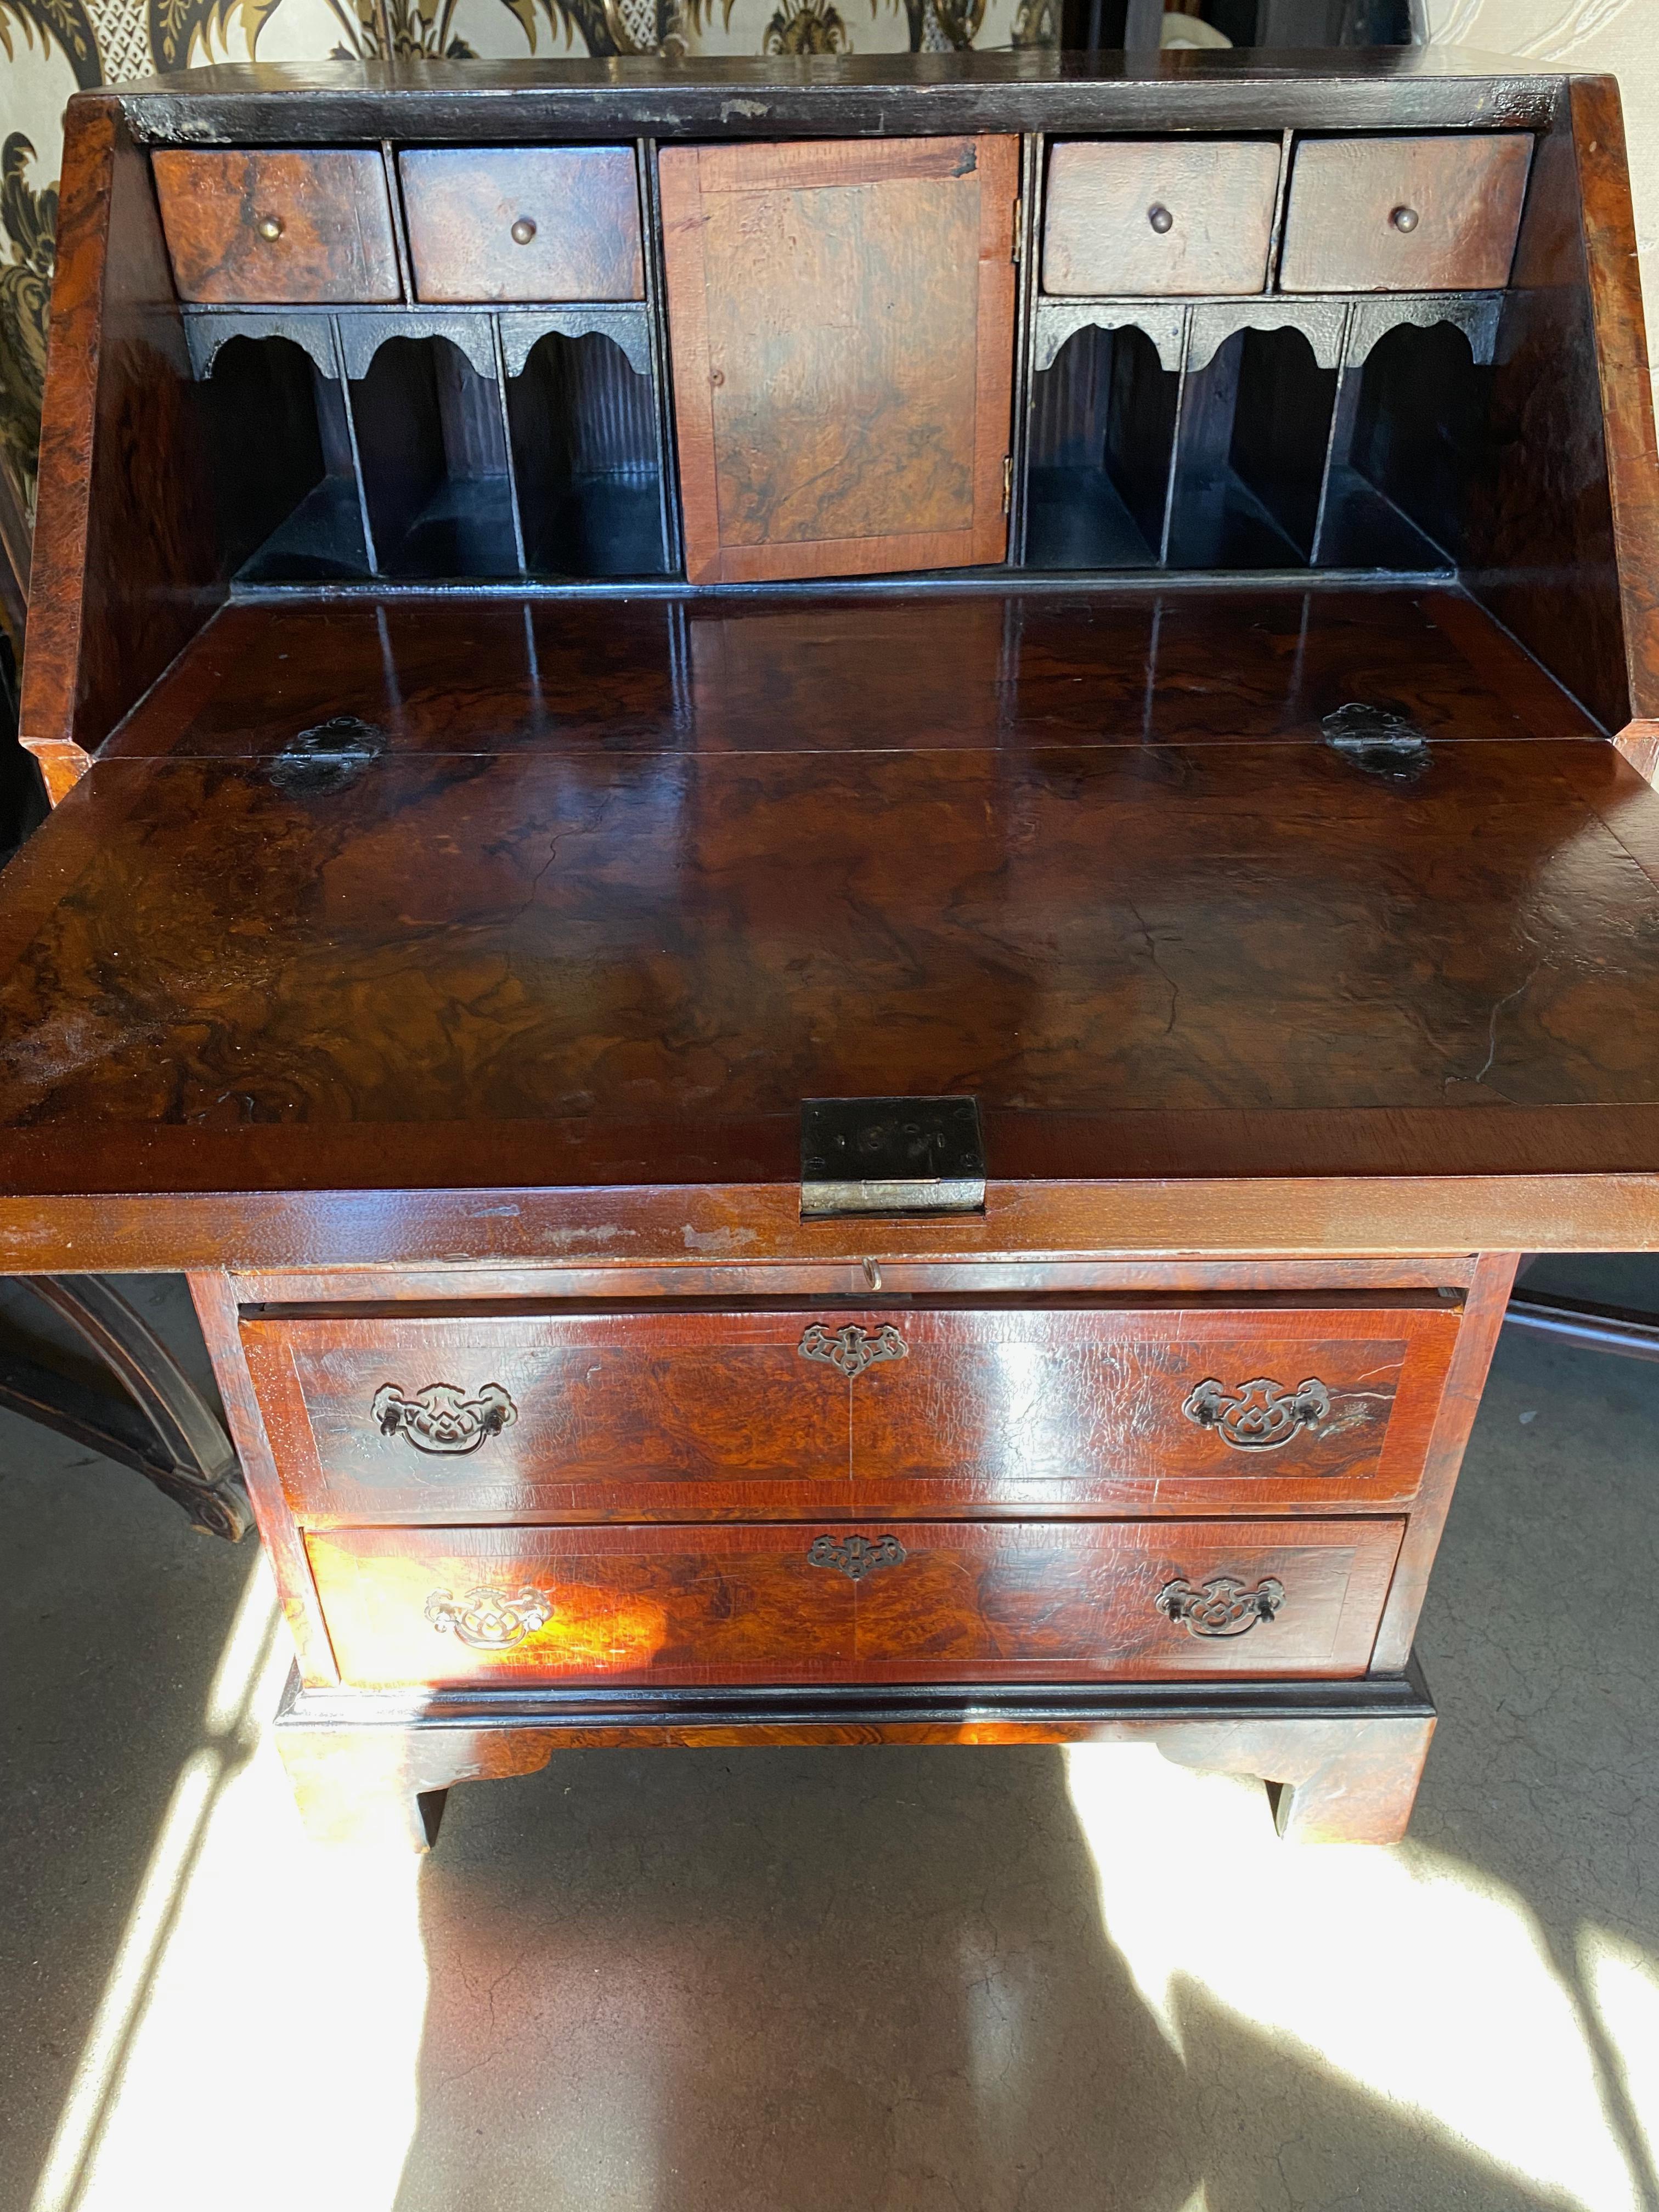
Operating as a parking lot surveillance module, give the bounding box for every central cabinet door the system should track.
[659,137,1018,584]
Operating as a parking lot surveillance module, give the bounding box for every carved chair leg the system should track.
[17,1275,251,1540]
[274,1710,557,1850]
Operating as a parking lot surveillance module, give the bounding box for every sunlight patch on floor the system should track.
[1064,1743,1647,2212]
[29,1558,430,2212]
[1582,1931,1659,2185]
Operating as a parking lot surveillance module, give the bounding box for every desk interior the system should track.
[2,585,1657,1187]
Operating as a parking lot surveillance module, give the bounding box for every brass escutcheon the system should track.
[807,1533,907,1581]
[798,1322,908,1380]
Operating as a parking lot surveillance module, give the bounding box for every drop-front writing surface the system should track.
[4,711,1658,1141]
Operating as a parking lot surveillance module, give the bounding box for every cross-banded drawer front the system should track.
[242,1300,1458,1525]
[399,147,645,302]
[152,149,401,303]
[1278,134,1532,293]
[1042,140,1282,297]
[306,1516,1406,1689]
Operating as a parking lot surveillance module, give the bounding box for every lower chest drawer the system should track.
[247,1299,1458,1522]
[304,1517,1406,1689]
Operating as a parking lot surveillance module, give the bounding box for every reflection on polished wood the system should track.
[304,1515,1406,1689]
[241,1297,1458,1525]
[98,586,1599,763]
[1,587,1654,1248]
[4,699,1657,1149]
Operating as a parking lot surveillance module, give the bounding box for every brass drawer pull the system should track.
[1181,1374,1331,1451]
[798,1322,908,1380]
[372,1380,518,1455]
[1156,1574,1284,1638]
[808,1533,906,1581]
[426,1586,552,1649]
[1147,202,1174,234]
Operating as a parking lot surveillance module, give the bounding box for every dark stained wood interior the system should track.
[1569,76,1659,755]
[95,584,1601,762]
[1446,75,1659,748]
[20,99,222,806]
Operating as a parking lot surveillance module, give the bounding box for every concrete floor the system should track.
[2,1267,1657,2212]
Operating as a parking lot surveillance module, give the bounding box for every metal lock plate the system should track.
[800,1096,985,1218]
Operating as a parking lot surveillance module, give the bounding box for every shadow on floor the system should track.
[1409,1317,1659,2212]
[0,1277,257,2202]
[386,1284,1659,2212]
[392,1737,1583,2212]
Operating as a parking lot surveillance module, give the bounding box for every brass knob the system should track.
[256,215,284,241]
[1147,203,1174,235]
[510,216,537,245]
[1389,205,1419,233]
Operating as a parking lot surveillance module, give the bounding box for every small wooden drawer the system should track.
[399,148,644,303]
[151,149,400,304]
[1279,134,1532,292]
[242,1298,1458,1525]
[1042,140,1280,297]
[305,1516,1406,1688]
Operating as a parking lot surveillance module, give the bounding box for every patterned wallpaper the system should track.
[1422,0,1657,403]
[0,0,1053,537]
[0,0,1650,558]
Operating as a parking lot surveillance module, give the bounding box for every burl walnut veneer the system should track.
[7,50,1659,1849]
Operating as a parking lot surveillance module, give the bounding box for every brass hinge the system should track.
[1002,455,1013,514]
[1012,194,1023,262]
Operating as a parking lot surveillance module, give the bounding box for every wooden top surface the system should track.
[106,51,1566,147]
[3,584,1658,1266]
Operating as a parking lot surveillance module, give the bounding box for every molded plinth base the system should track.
[273,1662,1436,1851]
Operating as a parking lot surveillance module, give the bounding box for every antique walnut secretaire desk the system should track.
[5,47,1659,1848]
